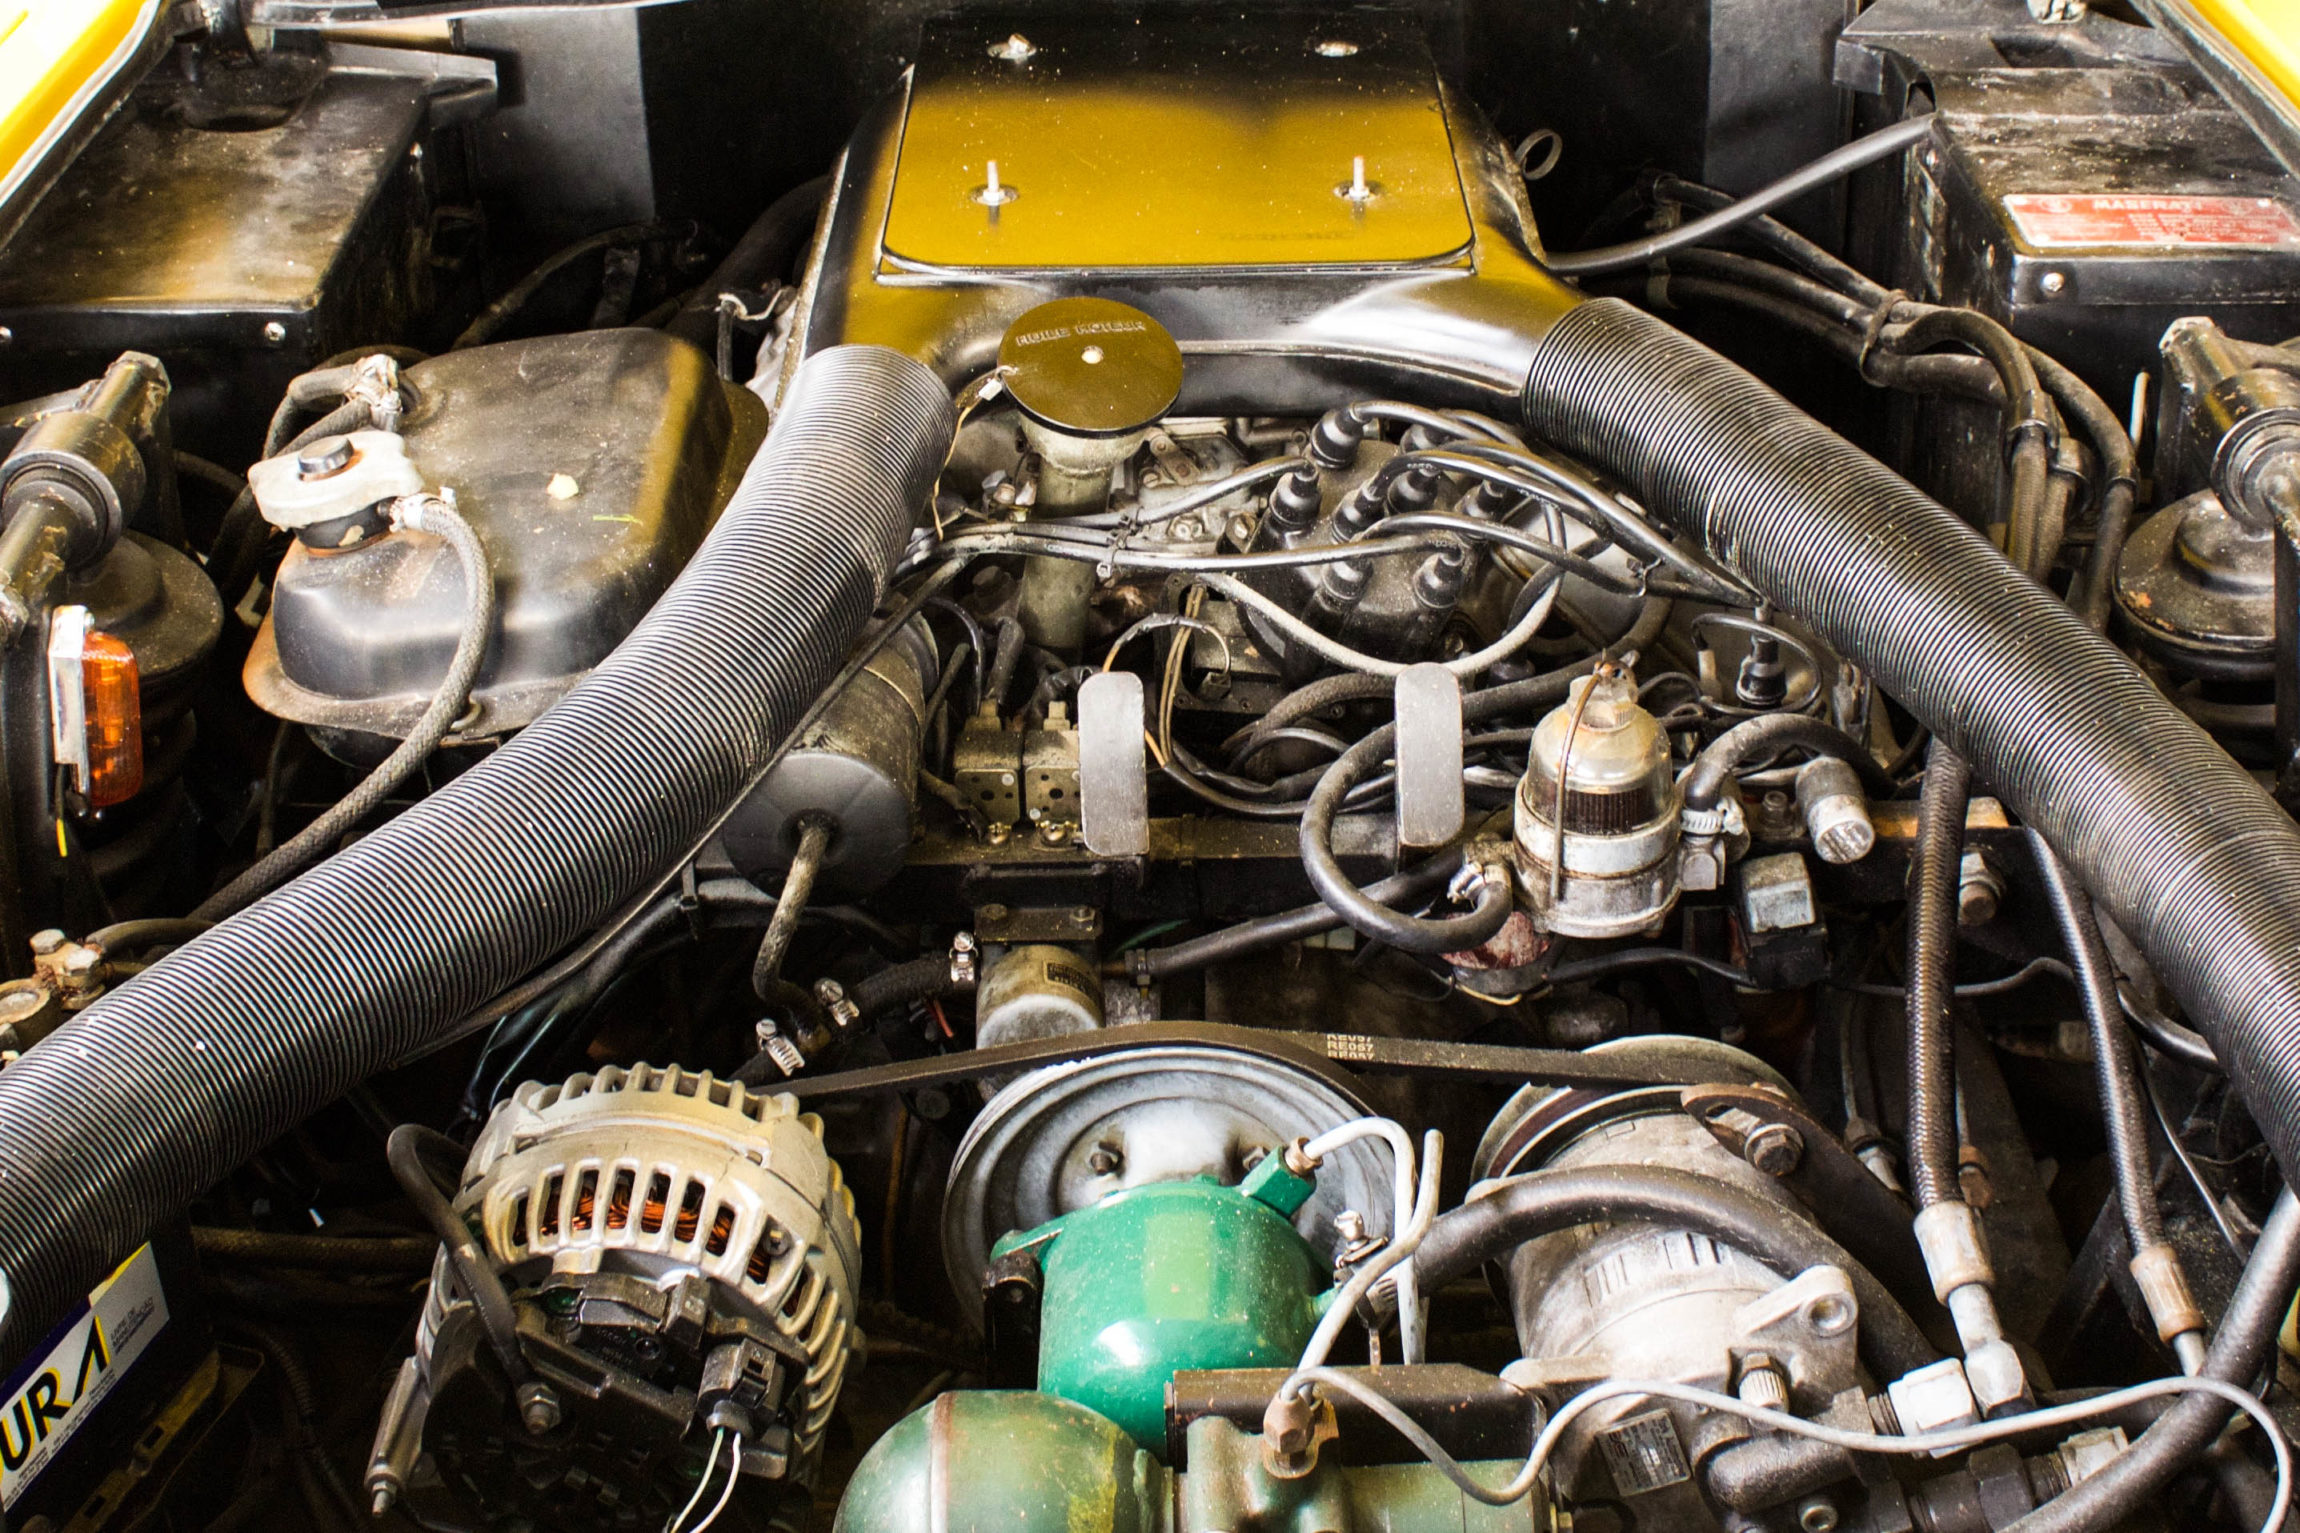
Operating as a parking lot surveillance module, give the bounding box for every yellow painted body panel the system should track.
[0,0,159,209]
[2191,0,2300,104]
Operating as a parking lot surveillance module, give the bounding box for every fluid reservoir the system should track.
[997,297,1182,649]
[1513,666,1680,938]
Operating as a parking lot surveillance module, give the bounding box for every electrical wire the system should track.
[1542,115,1935,276]
[1282,1370,2289,1529]
[688,1432,743,1533]
[664,1427,726,1533]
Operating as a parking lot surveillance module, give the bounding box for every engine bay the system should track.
[1,1,2299,1530]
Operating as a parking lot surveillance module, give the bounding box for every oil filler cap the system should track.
[997,298,1182,438]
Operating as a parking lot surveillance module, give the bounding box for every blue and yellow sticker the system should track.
[0,1243,168,1510]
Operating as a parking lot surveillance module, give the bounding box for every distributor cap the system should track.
[996,298,1183,438]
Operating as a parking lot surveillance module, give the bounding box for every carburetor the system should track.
[366,1065,862,1531]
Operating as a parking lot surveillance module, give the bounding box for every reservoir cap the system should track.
[997,298,1182,438]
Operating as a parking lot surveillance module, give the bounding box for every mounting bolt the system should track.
[1798,1497,1841,1533]
[973,159,1019,208]
[2038,269,2068,297]
[1957,849,2005,927]
[1737,1354,1791,1413]
[516,1381,562,1435]
[261,321,289,346]
[988,31,1036,61]
[1744,1121,1805,1177]
[28,930,65,957]
[1087,1142,1123,1175]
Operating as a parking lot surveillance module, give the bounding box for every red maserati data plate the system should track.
[2003,193,2300,250]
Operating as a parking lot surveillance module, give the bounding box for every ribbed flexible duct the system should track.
[1520,298,2300,1185]
[0,345,954,1361]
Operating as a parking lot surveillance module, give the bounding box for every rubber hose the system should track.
[196,493,498,921]
[1680,713,1892,812]
[1516,298,2300,1194]
[666,176,831,350]
[2004,1188,2300,1532]
[1300,693,1551,954]
[1906,741,1969,1211]
[2119,988,2220,1073]
[1128,855,1461,979]
[1411,1163,1936,1379]
[84,917,213,956]
[386,1124,529,1387]
[1543,116,1934,276]
[0,345,952,1362]
[2027,830,2165,1253]
[850,954,964,1019]
[983,616,1027,716]
[751,814,833,998]
[191,1226,439,1270]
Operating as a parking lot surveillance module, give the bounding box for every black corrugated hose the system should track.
[1517,298,2300,1204]
[0,345,954,1362]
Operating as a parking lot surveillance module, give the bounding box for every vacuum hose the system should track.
[1518,298,2300,1195]
[0,345,954,1361]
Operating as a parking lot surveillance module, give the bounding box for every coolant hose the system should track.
[0,345,954,1361]
[1410,1163,1936,1379]
[1516,298,2300,1197]
[1679,713,1892,813]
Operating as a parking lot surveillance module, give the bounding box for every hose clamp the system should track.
[1680,794,1745,841]
[1855,292,1909,381]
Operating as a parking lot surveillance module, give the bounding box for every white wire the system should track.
[1284,1367,2291,1532]
[1300,1117,1425,1364]
[690,1431,744,1533]
[1286,1131,1442,1393]
[664,1426,726,1533]
[1196,569,1564,680]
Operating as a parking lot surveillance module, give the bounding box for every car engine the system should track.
[3,1,2300,1530]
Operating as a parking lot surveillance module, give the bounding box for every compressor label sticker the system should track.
[0,1243,168,1509]
[2004,193,2300,250]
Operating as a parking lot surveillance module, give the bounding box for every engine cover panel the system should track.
[884,17,1475,272]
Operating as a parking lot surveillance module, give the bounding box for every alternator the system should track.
[367,1064,862,1530]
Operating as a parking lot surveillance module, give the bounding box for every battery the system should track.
[0,43,491,464]
[1843,5,2300,403]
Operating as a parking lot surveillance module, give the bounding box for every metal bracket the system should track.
[1078,670,1148,857]
[1393,662,1465,853]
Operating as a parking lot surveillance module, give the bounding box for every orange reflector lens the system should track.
[79,630,140,808]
